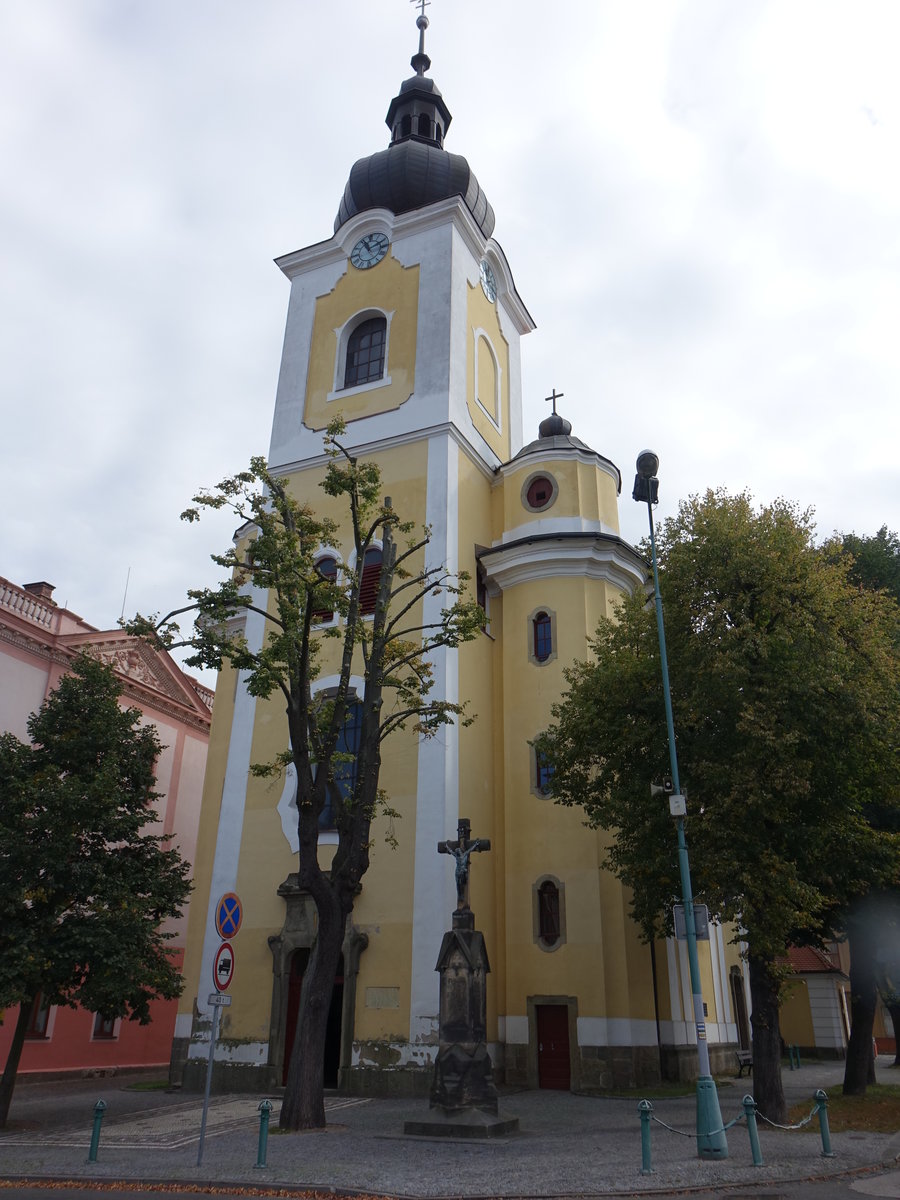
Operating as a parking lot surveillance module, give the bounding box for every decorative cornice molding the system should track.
[478,532,648,595]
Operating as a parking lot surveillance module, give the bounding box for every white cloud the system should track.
[0,0,897,676]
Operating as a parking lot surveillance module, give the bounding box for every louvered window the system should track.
[359,547,382,616]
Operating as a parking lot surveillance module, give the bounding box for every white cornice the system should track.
[500,516,618,543]
[269,421,499,486]
[479,534,648,595]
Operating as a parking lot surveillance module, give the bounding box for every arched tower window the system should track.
[401,113,412,138]
[528,606,557,666]
[417,113,431,138]
[533,611,552,662]
[344,317,386,389]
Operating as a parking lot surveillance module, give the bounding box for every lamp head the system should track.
[632,450,660,504]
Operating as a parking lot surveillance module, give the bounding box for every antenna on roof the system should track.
[120,566,131,621]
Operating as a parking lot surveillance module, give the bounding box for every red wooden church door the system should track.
[536,1004,571,1090]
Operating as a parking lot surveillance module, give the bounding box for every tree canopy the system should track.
[833,525,900,601]
[536,490,900,1119]
[0,654,191,1125]
[128,422,483,1129]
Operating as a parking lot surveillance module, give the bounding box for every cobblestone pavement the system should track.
[1,1059,898,1197]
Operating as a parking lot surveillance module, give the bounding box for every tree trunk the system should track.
[280,892,346,1131]
[748,955,787,1124]
[0,998,35,1128]
[843,921,878,1097]
[887,1002,900,1067]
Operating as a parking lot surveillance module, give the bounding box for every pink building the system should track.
[0,575,212,1079]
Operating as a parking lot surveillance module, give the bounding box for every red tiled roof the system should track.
[786,946,842,973]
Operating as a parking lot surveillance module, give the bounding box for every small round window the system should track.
[523,473,558,512]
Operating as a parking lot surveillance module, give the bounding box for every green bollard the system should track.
[742,1094,763,1166]
[815,1089,835,1158]
[87,1099,107,1163]
[255,1099,273,1169]
[638,1099,653,1175]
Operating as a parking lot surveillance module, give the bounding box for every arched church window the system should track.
[534,746,554,796]
[312,555,338,623]
[401,113,412,138]
[359,547,382,616]
[344,317,386,389]
[418,113,431,138]
[538,880,561,946]
[532,875,566,951]
[320,699,363,831]
[533,611,552,662]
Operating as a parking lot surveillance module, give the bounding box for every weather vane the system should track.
[545,388,564,415]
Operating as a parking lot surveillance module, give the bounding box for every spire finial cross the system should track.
[411,0,430,21]
[545,388,564,415]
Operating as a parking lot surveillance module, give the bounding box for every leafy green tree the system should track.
[128,423,483,1130]
[0,656,190,1127]
[536,491,900,1122]
[827,525,900,1089]
[835,525,900,600]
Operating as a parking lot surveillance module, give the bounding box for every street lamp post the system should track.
[632,450,728,1160]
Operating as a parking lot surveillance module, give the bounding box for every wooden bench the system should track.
[736,1049,753,1077]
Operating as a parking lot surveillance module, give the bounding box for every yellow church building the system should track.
[176,12,748,1096]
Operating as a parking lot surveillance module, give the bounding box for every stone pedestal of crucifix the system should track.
[404,818,519,1139]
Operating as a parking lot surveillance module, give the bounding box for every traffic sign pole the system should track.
[197,999,221,1167]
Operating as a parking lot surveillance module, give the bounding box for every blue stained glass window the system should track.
[533,611,552,661]
[320,700,363,831]
[535,747,554,796]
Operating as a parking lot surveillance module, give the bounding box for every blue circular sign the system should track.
[215,892,242,940]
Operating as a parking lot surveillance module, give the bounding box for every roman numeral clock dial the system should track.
[350,232,390,269]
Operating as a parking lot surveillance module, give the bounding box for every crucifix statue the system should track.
[438,818,490,912]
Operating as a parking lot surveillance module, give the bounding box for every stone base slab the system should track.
[404,1108,520,1139]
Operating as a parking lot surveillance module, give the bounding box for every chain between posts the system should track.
[638,1088,836,1168]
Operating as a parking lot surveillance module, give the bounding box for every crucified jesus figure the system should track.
[438,818,491,911]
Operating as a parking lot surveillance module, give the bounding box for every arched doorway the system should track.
[282,949,345,1087]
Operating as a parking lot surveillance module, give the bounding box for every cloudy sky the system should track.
[2,1,897,681]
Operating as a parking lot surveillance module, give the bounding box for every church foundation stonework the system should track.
[404,820,518,1138]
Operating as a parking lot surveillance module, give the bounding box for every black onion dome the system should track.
[334,14,495,237]
[335,140,495,237]
[538,412,573,438]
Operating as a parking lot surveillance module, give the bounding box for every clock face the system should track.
[350,232,389,270]
[479,259,497,302]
